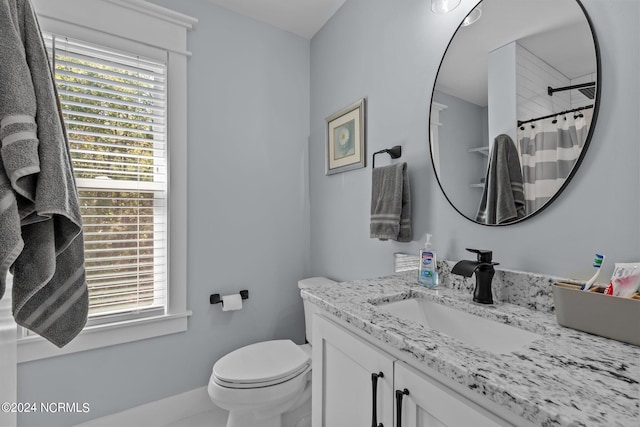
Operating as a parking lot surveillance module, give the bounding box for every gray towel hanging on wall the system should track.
[370,162,412,242]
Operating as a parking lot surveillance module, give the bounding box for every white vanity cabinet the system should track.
[394,362,507,427]
[312,314,395,427]
[312,314,519,427]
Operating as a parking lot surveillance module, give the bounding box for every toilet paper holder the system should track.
[210,290,249,306]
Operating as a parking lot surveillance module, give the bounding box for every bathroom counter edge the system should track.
[300,270,640,427]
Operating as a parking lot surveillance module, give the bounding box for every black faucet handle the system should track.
[465,248,493,263]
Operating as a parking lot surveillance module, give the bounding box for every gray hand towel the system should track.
[476,134,525,225]
[0,0,88,347]
[370,162,412,242]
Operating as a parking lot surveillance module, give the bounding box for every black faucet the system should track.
[451,249,499,304]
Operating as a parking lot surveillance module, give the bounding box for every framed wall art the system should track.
[325,98,366,175]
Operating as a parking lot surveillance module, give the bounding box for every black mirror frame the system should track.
[428,0,601,226]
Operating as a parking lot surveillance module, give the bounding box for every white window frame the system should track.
[18,0,196,363]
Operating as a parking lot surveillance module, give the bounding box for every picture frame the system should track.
[325,98,366,175]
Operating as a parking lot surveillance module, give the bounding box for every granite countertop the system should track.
[300,265,640,427]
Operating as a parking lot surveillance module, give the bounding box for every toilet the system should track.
[208,277,336,427]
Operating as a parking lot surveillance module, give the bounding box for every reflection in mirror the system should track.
[430,0,599,225]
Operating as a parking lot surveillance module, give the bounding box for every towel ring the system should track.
[372,145,402,168]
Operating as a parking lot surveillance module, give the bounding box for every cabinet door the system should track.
[312,315,395,427]
[394,362,509,427]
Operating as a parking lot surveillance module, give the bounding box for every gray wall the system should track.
[309,0,640,282]
[17,1,310,425]
[433,90,488,219]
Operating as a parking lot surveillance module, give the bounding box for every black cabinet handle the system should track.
[371,372,384,427]
[395,388,409,427]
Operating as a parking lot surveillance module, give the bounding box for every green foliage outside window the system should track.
[54,47,166,315]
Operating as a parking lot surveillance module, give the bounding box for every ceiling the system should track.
[436,0,596,106]
[206,0,346,39]
[205,0,596,107]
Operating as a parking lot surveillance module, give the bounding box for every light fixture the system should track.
[431,0,461,14]
[461,5,482,26]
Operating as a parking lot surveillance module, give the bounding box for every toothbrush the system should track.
[581,254,605,291]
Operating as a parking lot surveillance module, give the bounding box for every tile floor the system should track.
[165,407,229,427]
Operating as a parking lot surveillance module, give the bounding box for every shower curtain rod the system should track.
[548,82,595,96]
[518,104,593,127]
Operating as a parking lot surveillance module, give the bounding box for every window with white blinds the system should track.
[43,33,168,323]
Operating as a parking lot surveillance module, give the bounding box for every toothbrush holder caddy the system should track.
[553,282,640,346]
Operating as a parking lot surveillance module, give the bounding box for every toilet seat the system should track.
[212,340,310,389]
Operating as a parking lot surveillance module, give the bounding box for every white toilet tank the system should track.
[298,277,336,344]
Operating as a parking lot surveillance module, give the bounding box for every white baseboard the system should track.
[73,386,219,427]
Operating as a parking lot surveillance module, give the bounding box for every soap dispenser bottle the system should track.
[418,233,438,289]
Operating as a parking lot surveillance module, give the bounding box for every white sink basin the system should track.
[376,298,541,354]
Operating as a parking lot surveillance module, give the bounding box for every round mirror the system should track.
[429,0,600,225]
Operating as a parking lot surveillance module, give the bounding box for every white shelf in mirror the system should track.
[468,146,489,155]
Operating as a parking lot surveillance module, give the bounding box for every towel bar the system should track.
[210,290,249,305]
[372,145,402,168]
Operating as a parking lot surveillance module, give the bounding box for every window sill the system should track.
[17,311,192,363]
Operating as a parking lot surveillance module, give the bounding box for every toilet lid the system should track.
[213,340,310,385]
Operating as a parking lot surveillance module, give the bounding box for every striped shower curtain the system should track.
[518,110,591,214]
